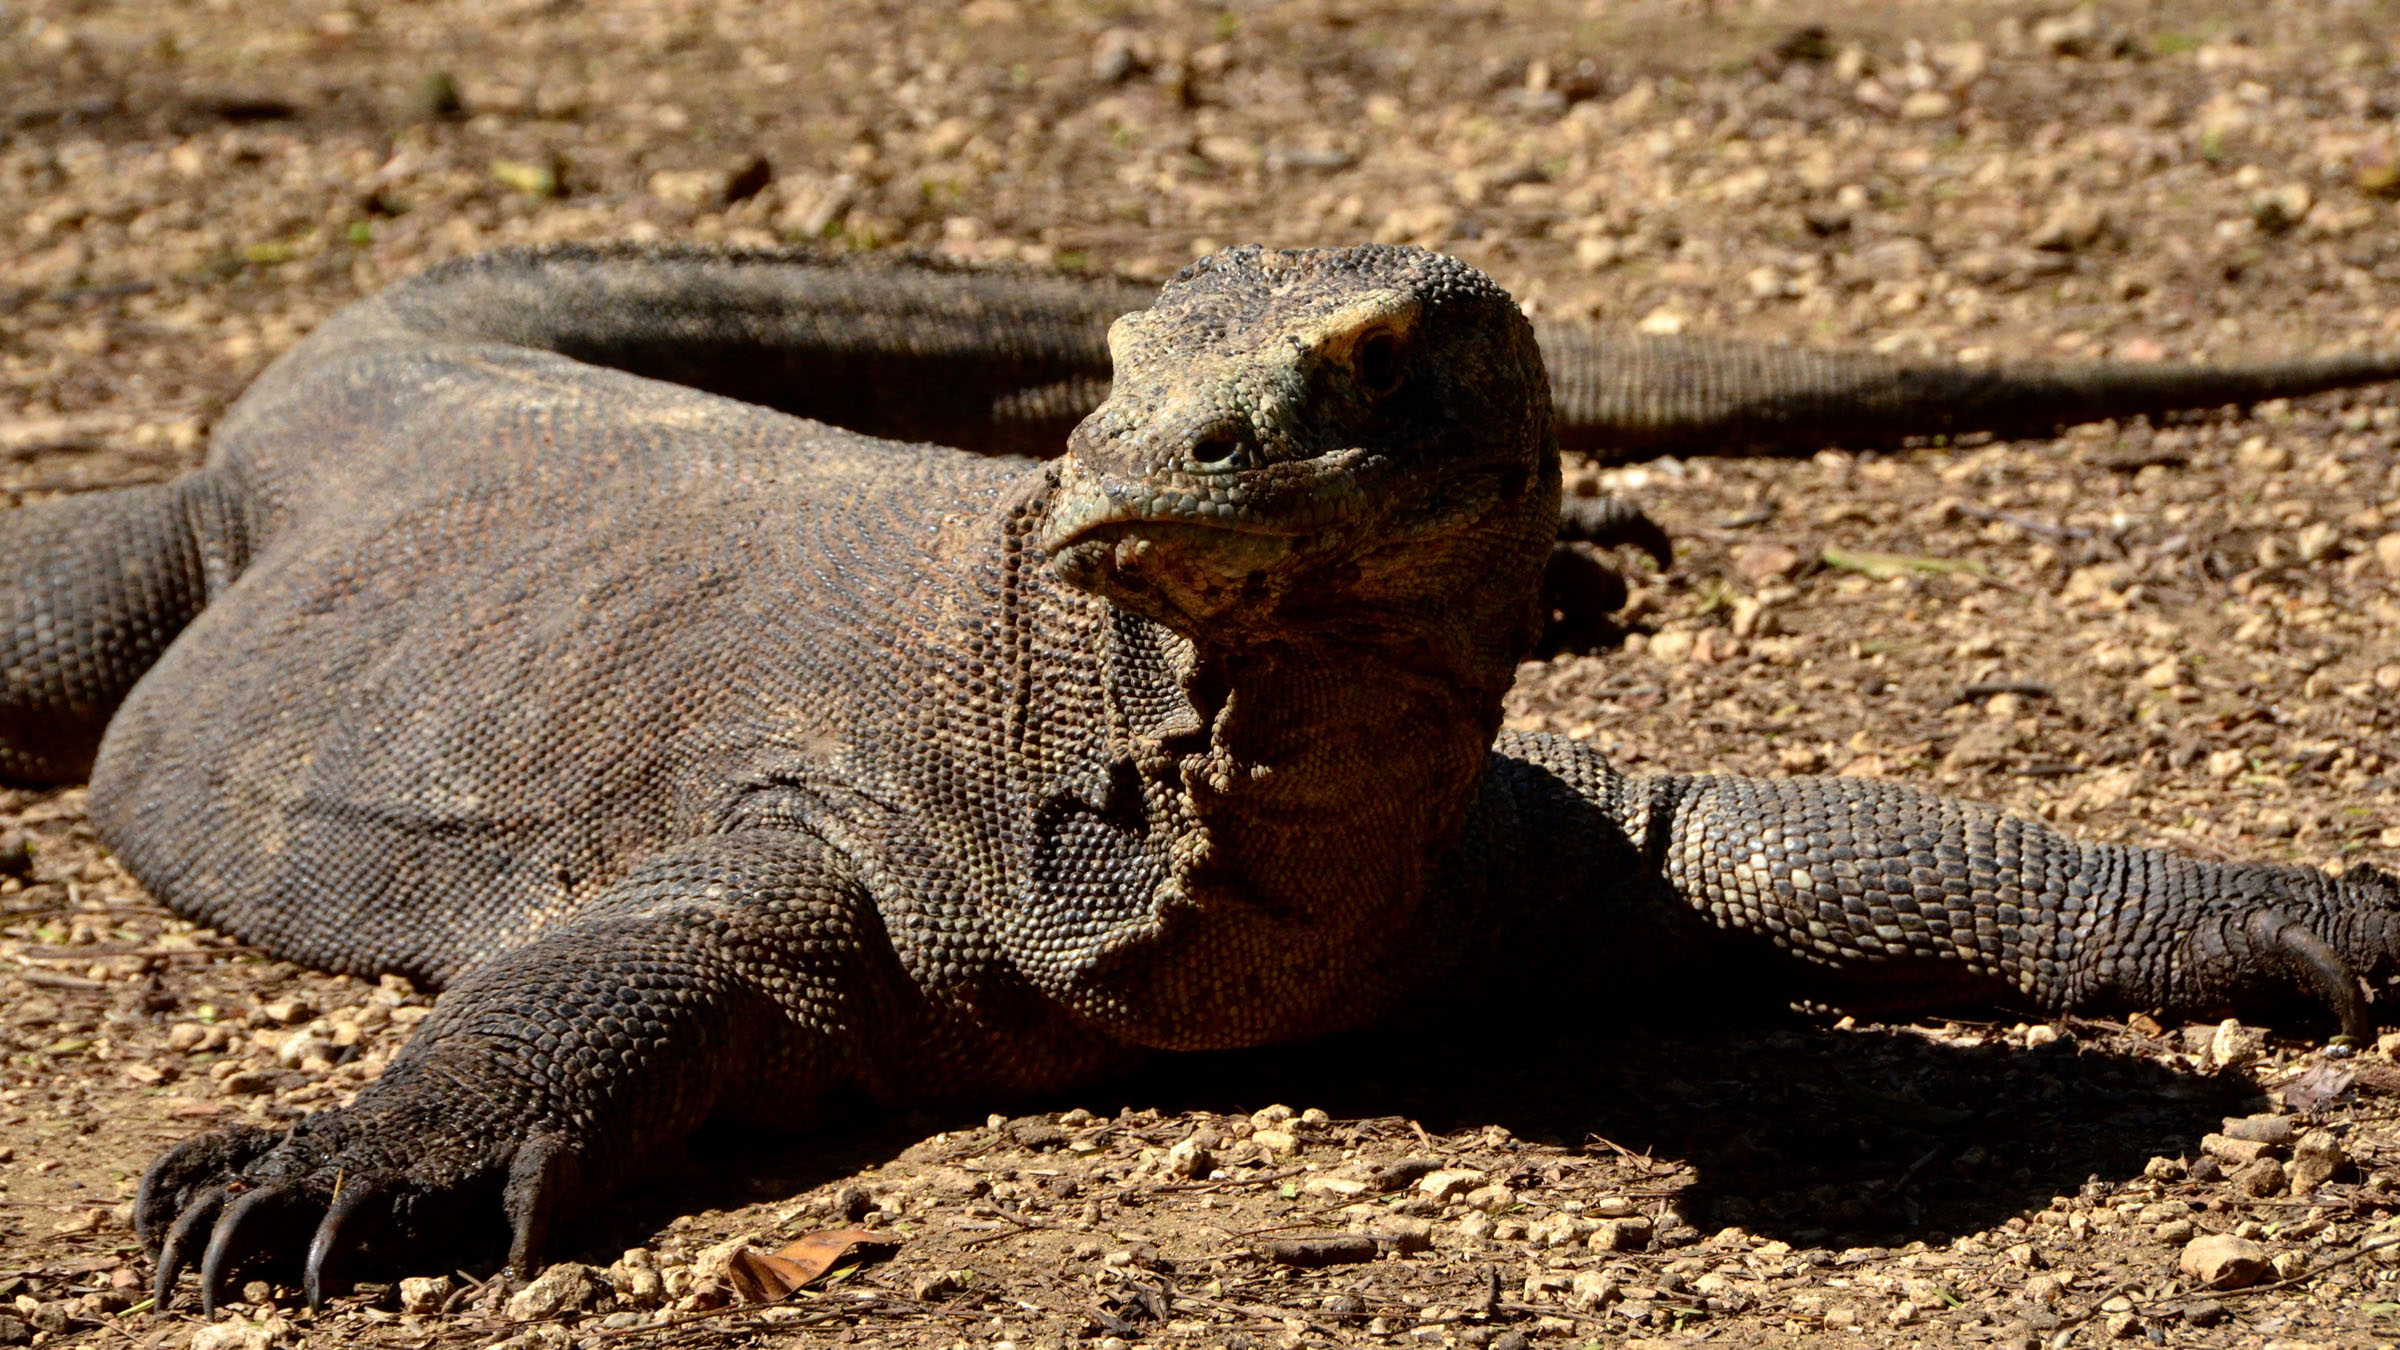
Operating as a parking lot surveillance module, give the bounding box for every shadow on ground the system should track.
[591,1012,2262,1266]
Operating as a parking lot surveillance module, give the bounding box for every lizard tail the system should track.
[1537,327,2400,460]
[0,475,247,784]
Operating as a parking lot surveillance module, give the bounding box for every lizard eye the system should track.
[1353,329,1406,400]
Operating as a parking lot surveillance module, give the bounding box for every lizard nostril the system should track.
[1191,437,1241,465]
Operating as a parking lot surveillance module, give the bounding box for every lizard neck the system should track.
[992,457,1553,1049]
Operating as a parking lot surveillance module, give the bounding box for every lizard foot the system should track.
[137,1106,569,1314]
[2169,863,2400,1041]
[1540,495,1673,657]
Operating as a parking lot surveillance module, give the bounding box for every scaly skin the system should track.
[0,244,2390,1314]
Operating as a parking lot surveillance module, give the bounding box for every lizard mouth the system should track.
[1038,453,1376,626]
[1035,449,1376,554]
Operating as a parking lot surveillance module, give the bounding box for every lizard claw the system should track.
[151,1185,226,1315]
[200,1180,307,1315]
[2252,911,2369,1041]
[141,1101,567,1312]
[305,1177,387,1310]
[2168,865,2400,1041]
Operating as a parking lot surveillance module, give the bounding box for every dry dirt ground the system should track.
[5,0,2400,1346]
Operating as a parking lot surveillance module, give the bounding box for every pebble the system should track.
[2207,1020,2266,1069]
[2375,533,2400,579]
[2178,1234,2270,1288]
[2288,1130,2346,1194]
[2219,1113,2295,1146]
[1569,1270,1618,1310]
[912,1269,970,1300]
[191,1322,282,1350]
[2227,1157,2287,1198]
[275,1028,332,1069]
[1591,1216,1654,1252]
[1378,1218,1434,1254]
[1162,1135,1213,1179]
[397,1275,453,1314]
[2201,1133,2271,1166]
[1415,1167,1486,1201]
[219,1069,271,1096]
[504,1262,605,1321]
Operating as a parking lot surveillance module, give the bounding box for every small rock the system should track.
[608,1259,665,1310]
[2373,533,2400,579]
[505,1262,605,1321]
[1378,1218,1434,1254]
[2271,1250,2309,1281]
[398,1275,453,1314]
[2288,1130,2346,1194]
[259,999,313,1026]
[2179,1234,2270,1288]
[1456,1211,1496,1241]
[2248,184,2313,234]
[2153,1219,2195,1245]
[1591,1216,1654,1252]
[1162,1134,1214,1179]
[1249,1104,1294,1128]
[2220,1113,2295,1146]
[1415,1167,1487,1202]
[1569,1269,1618,1310]
[2208,1020,2265,1069]
[0,1316,26,1346]
[275,1029,332,1070]
[2031,6,2104,51]
[2228,1157,2286,1198]
[1368,1158,1441,1192]
[219,1069,272,1096]
[2201,1134,2271,1166]
[191,1323,276,1350]
[2182,1299,2228,1327]
[1251,1128,1297,1155]
[487,1328,573,1350]
[1302,1176,1368,1198]
[167,1022,210,1052]
[2103,1310,2139,1339]
[911,1269,971,1301]
[2030,194,2108,252]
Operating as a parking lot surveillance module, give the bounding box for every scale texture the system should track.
[0,243,2392,1309]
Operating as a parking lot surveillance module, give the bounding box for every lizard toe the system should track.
[199,1180,312,1316]
[151,1185,226,1314]
[135,1124,277,1253]
[304,1177,390,1310]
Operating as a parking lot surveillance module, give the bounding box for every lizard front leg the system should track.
[137,830,922,1312]
[1483,733,2400,1033]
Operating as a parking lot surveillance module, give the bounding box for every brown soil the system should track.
[3,1,2398,1347]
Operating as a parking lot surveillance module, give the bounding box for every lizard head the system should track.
[1038,244,1558,663]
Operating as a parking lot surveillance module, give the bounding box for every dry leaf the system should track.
[724,1228,898,1304]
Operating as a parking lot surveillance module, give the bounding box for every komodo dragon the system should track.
[1,243,2396,1315]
